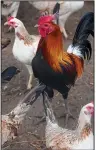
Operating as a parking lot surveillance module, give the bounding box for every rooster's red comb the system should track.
[38,14,56,25]
[7,16,14,22]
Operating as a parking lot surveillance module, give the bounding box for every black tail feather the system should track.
[73,12,94,45]
[80,40,92,60]
[72,12,94,60]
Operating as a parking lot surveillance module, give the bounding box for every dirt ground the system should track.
[1,1,94,150]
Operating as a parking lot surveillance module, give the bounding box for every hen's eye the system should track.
[88,106,92,110]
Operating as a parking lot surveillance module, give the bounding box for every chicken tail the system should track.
[67,12,94,60]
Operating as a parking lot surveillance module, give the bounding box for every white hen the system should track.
[45,100,94,150]
[4,17,40,89]
[28,1,84,38]
[1,1,20,31]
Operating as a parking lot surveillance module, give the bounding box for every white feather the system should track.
[73,133,93,150]
[67,44,84,58]
[67,45,73,53]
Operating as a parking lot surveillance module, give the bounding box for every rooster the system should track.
[4,17,40,89]
[30,12,94,126]
[28,1,84,38]
[45,99,94,150]
[1,1,20,31]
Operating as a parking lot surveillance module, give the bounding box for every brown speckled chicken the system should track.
[45,100,94,150]
[1,85,42,145]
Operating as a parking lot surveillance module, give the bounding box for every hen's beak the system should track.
[4,21,8,26]
[34,24,40,28]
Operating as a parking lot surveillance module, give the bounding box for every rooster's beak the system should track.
[4,21,8,26]
[34,24,40,28]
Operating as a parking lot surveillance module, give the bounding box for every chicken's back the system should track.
[46,127,93,150]
[29,1,84,15]
[59,1,84,24]
[29,1,56,13]
[2,2,20,17]
[46,123,77,150]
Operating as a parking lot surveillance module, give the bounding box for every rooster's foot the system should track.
[64,111,75,128]
[34,114,46,125]
[58,112,75,128]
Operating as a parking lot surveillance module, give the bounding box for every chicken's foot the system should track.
[58,98,75,127]
[34,114,46,125]
[34,91,52,125]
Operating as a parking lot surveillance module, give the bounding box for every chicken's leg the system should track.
[59,20,68,39]
[34,87,54,125]
[64,100,75,127]
[26,65,33,90]
[35,90,53,125]
[34,92,47,125]
[60,26,68,39]
[60,94,75,127]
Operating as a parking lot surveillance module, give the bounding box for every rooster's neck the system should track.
[40,30,65,72]
[44,30,64,55]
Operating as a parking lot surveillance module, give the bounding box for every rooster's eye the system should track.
[44,24,48,27]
